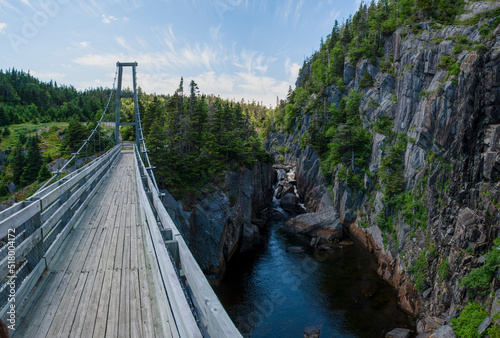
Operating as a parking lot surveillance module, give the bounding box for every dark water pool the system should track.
[214,222,414,337]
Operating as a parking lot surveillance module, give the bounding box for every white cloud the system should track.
[20,0,34,9]
[285,58,300,85]
[116,36,131,50]
[0,22,6,33]
[102,14,118,24]
[232,49,271,74]
[80,41,89,48]
[30,71,66,81]
[153,24,177,51]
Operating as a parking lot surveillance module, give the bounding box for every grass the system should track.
[0,122,68,156]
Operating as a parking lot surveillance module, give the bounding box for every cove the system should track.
[214,219,415,337]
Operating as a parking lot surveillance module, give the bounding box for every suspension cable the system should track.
[133,70,163,196]
[37,66,119,192]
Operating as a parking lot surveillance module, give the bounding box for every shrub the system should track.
[460,238,500,296]
[359,70,375,88]
[451,302,488,338]
[408,250,428,291]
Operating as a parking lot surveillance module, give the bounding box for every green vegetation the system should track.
[142,79,270,200]
[438,257,450,280]
[302,90,372,190]
[408,250,428,291]
[379,133,407,198]
[451,302,488,338]
[0,69,116,125]
[359,71,375,88]
[460,238,500,296]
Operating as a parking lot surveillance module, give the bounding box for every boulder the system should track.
[303,326,321,338]
[386,328,411,338]
[285,206,343,242]
[430,325,456,338]
[477,316,492,335]
[280,193,298,212]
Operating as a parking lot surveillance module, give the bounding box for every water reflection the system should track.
[214,223,414,337]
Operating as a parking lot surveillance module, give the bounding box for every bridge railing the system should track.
[0,145,121,322]
[133,145,242,338]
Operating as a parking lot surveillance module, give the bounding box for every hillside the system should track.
[266,0,500,336]
[0,70,116,205]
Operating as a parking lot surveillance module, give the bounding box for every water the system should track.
[214,221,415,337]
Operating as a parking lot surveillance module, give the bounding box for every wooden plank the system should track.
[8,147,120,336]
[79,196,119,336]
[26,272,72,338]
[49,271,88,337]
[118,195,132,337]
[140,190,200,337]
[0,200,40,240]
[93,164,126,337]
[135,147,241,338]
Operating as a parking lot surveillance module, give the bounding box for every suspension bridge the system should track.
[0,62,241,337]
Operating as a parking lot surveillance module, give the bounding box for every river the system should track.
[214,218,415,337]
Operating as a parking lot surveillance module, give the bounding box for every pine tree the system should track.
[20,135,43,186]
[10,144,25,186]
[37,164,52,182]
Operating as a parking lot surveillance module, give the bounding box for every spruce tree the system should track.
[10,144,25,186]
[20,135,42,186]
[37,164,52,182]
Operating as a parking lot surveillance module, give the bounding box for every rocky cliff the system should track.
[267,3,500,335]
[161,161,275,285]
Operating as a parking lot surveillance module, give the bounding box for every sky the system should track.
[0,0,361,107]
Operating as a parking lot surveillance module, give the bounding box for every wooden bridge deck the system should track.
[13,151,178,337]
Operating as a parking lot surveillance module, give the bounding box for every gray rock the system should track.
[430,325,456,338]
[6,182,16,194]
[477,255,487,264]
[280,193,298,212]
[303,326,321,338]
[423,287,433,299]
[477,316,492,335]
[492,289,500,315]
[285,206,342,242]
[386,328,411,338]
[344,63,356,84]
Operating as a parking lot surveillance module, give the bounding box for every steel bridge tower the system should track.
[115,61,140,150]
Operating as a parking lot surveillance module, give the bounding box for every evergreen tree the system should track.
[37,164,52,182]
[20,135,42,186]
[10,144,25,186]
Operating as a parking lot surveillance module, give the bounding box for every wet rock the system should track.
[430,325,456,338]
[275,186,284,199]
[280,193,298,212]
[386,328,411,338]
[269,210,284,221]
[303,326,321,338]
[286,246,305,253]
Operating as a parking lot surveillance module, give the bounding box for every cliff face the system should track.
[267,5,500,334]
[161,161,275,285]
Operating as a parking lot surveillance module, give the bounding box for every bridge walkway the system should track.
[13,150,178,337]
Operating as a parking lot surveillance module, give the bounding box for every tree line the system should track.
[140,78,271,199]
[0,68,115,125]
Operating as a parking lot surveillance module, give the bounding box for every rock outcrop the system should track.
[161,161,275,284]
[267,5,500,335]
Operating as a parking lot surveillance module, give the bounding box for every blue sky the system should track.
[0,0,360,106]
